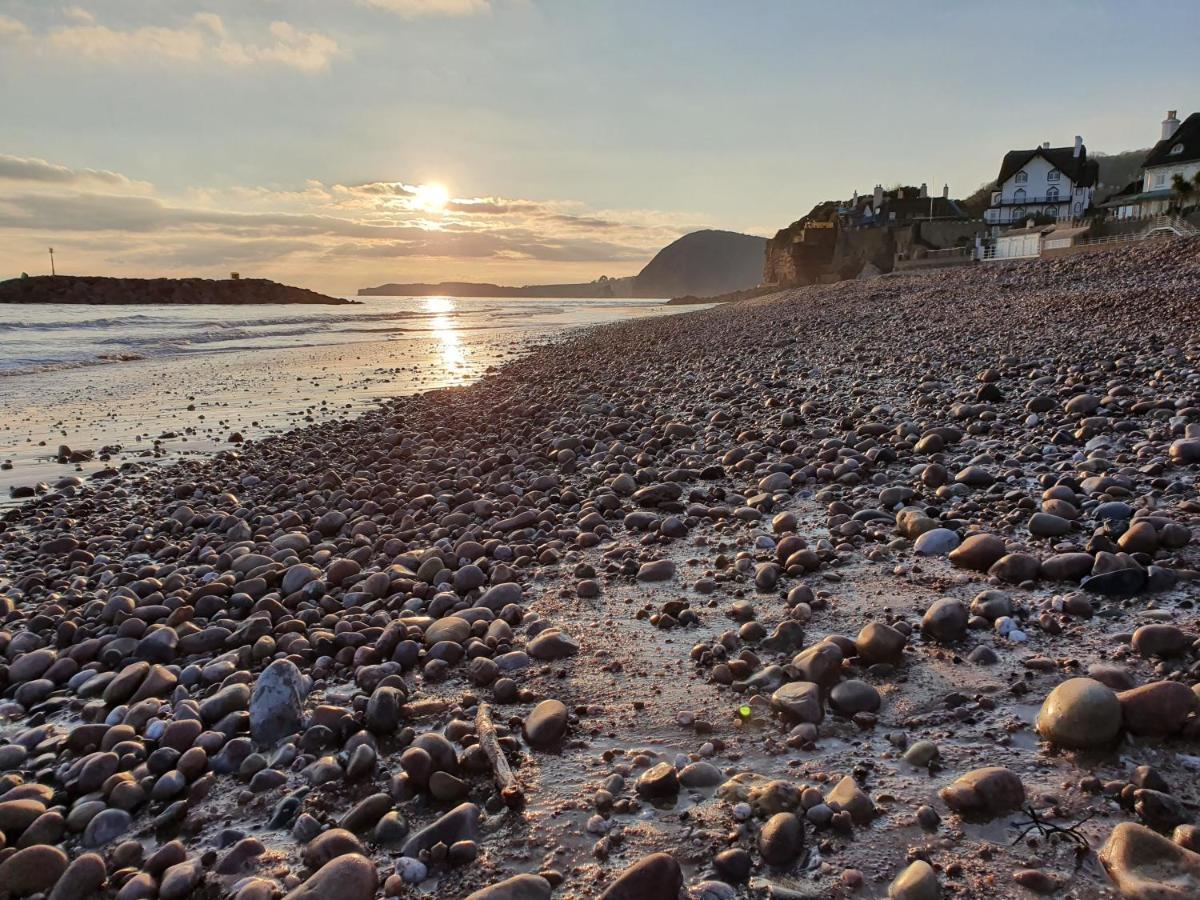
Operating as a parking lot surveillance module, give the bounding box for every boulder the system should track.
[1035,678,1121,749]
[948,534,1006,572]
[1099,822,1200,899]
[599,852,683,900]
[465,875,553,900]
[1118,682,1200,737]
[283,854,378,900]
[939,767,1024,818]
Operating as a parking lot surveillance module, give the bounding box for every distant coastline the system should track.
[357,279,632,299]
[0,275,356,305]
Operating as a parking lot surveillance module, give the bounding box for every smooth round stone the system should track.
[1028,513,1071,537]
[282,853,378,900]
[939,767,1025,818]
[523,699,568,748]
[889,860,939,900]
[464,874,553,900]
[678,761,723,788]
[82,807,132,847]
[636,559,676,582]
[634,762,679,798]
[526,630,579,660]
[902,740,939,766]
[1118,681,1200,736]
[770,681,823,724]
[1099,822,1200,899]
[0,845,69,897]
[855,622,905,664]
[921,598,968,643]
[1036,678,1121,749]
[830,680,881,716]
[948,533,1006,571]
[1132,624,1190,658]
[758,811,803,866]
[423,617,470,646]
[913,528,959,556]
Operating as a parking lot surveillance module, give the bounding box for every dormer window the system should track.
[1170,143,1185,155]
[1015,171,1028,184]
[1047,169,1061,182]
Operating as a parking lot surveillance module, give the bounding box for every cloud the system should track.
[0,154,143,189]
[357,0,492,18]
[63,7,95,24]
[0,14,29,38]
[6,12,341,72]
[0,154,710,289]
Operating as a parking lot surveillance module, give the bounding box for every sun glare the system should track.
[412,183,450,213]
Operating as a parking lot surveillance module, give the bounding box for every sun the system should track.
[412,182,450,213]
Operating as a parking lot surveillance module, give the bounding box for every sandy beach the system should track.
[1,240,1200,899]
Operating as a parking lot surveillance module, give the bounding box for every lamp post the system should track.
[49,247,55,276]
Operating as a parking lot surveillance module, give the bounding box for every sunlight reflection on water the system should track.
[423,296,467,377]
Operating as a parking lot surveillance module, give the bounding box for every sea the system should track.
[0,296,704,500]
[0,295,682,377]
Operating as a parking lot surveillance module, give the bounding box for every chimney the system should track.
[1163,110,1181,141]
[919,182,928,198]
[873,184,884,208]
[1073,135,1083,158]
[942,183,949,199]
[1042,141,1050,149]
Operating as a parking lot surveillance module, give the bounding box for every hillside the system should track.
[359,230,767,300]
[0,275,352,305]
[632,229,766,298]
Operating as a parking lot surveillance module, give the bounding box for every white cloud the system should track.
[358,0,492,18]
[7,12,341,72]
[63,7,95,24]
[0,14,29,38]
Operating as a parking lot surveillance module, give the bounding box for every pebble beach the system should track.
[2,239,1200,899]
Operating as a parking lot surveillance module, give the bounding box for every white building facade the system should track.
[984,137,1098,226]
[1141,111,1200,214]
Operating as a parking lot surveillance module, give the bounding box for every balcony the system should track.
[990,194,1069,206]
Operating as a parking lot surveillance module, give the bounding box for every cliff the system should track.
[764,198,985,286]
[0,275,352,305]
[360,230,766,300]
[632,229,766,298]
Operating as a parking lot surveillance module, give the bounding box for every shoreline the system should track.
[2,239,1200,898]
[1,298,697,502]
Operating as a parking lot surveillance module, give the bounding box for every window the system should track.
[1046,186,1059,201]
[1154,173,1167,187]
[1045,206,1058,219]
[1015,170,1028,184]
[1014,187,1026,203]
[1012,207,1025,220]
[1047,169,1061,182]
[1171,143,1185,155]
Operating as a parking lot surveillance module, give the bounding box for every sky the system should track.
[1,0,1198,294]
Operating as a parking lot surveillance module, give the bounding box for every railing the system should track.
[989,194,1071,206]
[984,208,1076,225]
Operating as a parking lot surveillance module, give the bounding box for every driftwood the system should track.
[476,702,525,809]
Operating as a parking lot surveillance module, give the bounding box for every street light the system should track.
[49,247,55,276]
